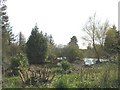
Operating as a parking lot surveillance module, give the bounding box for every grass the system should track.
[51,62,118,88]
[2,76,22,88]
[2,61,118,88]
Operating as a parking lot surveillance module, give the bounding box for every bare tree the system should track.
[82,13,109,63]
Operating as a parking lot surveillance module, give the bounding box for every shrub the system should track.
[10,53,29,75]
[3,76,22,88]
[53,76,69,88]
[61,60,71,71]
[10,57,20,75]
[54,79,68,88]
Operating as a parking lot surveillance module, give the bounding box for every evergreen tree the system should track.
[46,34,56,62]
[18,32,26,46]
[26,25,48,64]
[17,32,26,53]
[68,36,78,47]
[1,0,16,76]
[104,25,118,58]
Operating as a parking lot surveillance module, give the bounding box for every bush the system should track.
[53,75,69,88]
[64,45,83,62]
[3,76,22,88]
[10,53,29,75]
[10,57,20,75]
[54,79,68,88]
[52,74,79,88]
[61,60,71,71]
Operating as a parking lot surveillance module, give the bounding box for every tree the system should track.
[65,45,83,62]
[1,0,9,62]
[45,34,56,62]
[1,0,16,75]
[118,31,120,84]
[118,31,120,53]
[85,43,94,58]
[82,14,109,63]
[68,36,78,46]
[17,32,26,53]
[1,0,15,57]
[104,25,118,58]
[65,36,83,62]
[18,32,26,46]
[55,44,65,58]
[26,25,48,64]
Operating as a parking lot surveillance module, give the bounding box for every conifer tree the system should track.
[26,25,48,64]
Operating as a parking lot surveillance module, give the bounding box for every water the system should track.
[84,58,109,65]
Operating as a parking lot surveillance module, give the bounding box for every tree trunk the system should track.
[93,43,100,63]
[93,34,100,63]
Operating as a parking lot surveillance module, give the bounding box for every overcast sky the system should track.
[6,0,119,49]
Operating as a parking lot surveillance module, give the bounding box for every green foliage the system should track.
[10,53,28,75]
[118,32,120,53]
[65,45,83,62]
[18,32,26,46]
[54,45,65,58]
[9,58,18,75]
[18,54,29,68]
[52,75,79,88]
[52,62,118,88]
[1,0,17,76]
[52,74,97,88]
[90,44,105,58]
[53,76,69,88]
[26,25,48,64]
[104,25,118,57]
[18,32,26,53]
[62,36,83,62]
[3,62,118,88]
[84,44,95,58]
[3,76,22,88]
[61,60,71,71]
[46,34,56,62]
[68,36,78,46]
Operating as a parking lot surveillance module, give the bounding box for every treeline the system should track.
[1,0,83,76]
[1,0,120,76]
[2,24,83,75]
[26,25,83,65]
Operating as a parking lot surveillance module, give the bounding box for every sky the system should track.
[6,0,119,49]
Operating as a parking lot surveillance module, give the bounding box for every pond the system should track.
[84,58,109,65]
